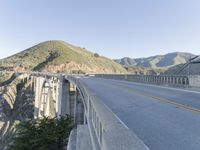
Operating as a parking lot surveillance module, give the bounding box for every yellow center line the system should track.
[131,89,200,113]
[111,82,200,113]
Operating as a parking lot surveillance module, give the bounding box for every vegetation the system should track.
[0,40,126,73]
[94,53,100,57]
[0,73,13,85]
[33,51,60,70]
[8,115,74,150]
[71,70,86,74]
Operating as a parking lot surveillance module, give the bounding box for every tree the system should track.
[9,115,73,150]
[94,53,100,57]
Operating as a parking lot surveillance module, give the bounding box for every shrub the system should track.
[71,70,86,74]
[94,53,100,57]
[9,115,73,150]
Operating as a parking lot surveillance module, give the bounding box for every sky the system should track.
[0,0,200,59]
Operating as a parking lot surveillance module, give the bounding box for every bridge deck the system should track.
[79,77,200,150]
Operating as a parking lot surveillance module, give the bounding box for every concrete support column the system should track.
[61,80,70,116]
[30,76,34,91]
[34,77,40,118]
[57,76,71,117]
[57,76,63,116]
[55,79,59,115]
[34,77,45,118]
[42,82,49,117]
[75,89,84,125]
[34,77,37,93]
[68,86,76,120]
[52,78,58,115]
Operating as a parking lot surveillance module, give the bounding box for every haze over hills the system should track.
[115,52,195,69]
[0,40,126,74]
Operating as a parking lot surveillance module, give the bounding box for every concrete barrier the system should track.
[188,75,200,88]
[95,74,200,88]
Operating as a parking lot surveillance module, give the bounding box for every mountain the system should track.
[0,40,126,74]
[124,66,166,75]
[164,56,200,75]
[115,52,195,69]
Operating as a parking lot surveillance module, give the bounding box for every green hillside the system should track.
[0,40,126,74]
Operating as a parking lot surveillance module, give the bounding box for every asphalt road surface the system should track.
[79,77,200,150]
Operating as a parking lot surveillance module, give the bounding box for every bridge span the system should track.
[1,71,200,150]
[79,77,200,150]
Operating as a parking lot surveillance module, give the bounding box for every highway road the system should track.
[79,77,200,150]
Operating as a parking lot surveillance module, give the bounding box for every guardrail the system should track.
[95,74,194,87]
[66,76,149,150]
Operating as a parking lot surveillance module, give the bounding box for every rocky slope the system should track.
[0,74,34,149]
[124,66,166,75]
[0,40,126,74]
[115,52,195,69]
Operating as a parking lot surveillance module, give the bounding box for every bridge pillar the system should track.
[74,88,84,125]
[34,77,45,118]
[40,82,49,117]
[68,84,76,119]
[61,80,70,116]
[57,76,63,116]
[30,76,35,91]
[57,76,71,117]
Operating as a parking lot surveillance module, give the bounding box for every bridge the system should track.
[1,72,200,150]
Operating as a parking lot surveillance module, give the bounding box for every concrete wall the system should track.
[188,75,200,87]
[95,74,200,88]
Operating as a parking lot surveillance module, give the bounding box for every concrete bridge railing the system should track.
[66,76,149,150]
[95,74,200,88]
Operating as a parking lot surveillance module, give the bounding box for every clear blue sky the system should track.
[0,0,200,59]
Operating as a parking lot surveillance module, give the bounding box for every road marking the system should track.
[86,78,200,113]
[132,89,200,113]
[109,81,200,114]
[100,96,130,130]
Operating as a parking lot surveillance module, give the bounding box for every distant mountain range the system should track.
[115,52,195,69]
[0,40,199,75]
[0,40,126,74]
